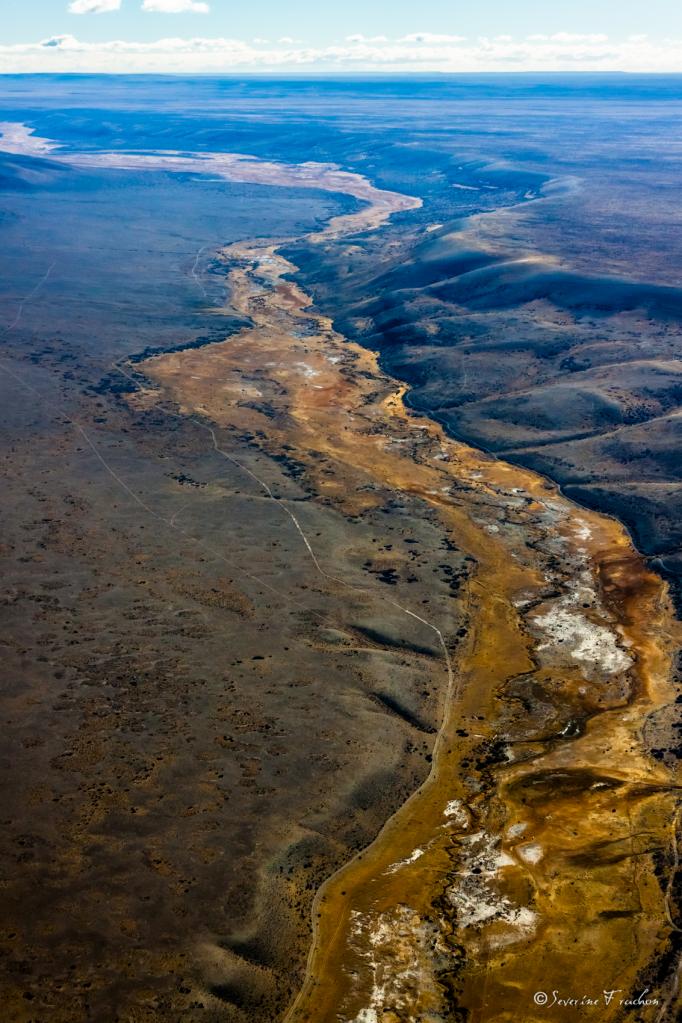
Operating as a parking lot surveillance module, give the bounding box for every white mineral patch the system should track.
[534,604,631,675]
[517,843,543,865]
[574,520,593,541]
[347,906,443,1022]
[444,799,469,829]
[447,831,537,939]
[0,121,56,156]
[384,847,425,874]
[353,1009,379,1023]
[530,560,632,676]
[507,822,528,838]
[453,889,537,931]
[295,362,319,378]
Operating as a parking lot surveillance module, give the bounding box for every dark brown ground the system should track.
[0,334,467,1021]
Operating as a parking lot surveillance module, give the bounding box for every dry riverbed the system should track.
[138,237,682,1022]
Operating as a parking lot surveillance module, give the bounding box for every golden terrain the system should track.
[138,231,682,1021]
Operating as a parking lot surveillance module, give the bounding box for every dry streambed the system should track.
[140,240,681,1022]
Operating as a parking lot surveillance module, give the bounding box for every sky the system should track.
[2,0,682,73]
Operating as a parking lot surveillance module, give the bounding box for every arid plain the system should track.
[1,76,682,1022]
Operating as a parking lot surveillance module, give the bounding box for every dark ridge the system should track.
[428,263,682,319]
[354,624,439,658]
[209,983,248,1007]
[218,936,275,970]
[369,691,436,735]
[0,151,71,192]
[367,242,500,292]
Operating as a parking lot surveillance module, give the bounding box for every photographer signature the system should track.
[533,989,659,1009]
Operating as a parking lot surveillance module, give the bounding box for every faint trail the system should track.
[0,261,55,339]
[663,805,682,934]
[169,501,192,526]
[189,245,208,299]
[655,807,682,1019]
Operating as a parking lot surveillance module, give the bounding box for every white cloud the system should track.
[528,32,609,43]
[398,32,467,43]
[68,0,120,12]
[141,0,210,12]
[345,34,388,43]
[1,32,681,73]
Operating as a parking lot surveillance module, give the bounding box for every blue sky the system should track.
[2,0,682,72]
